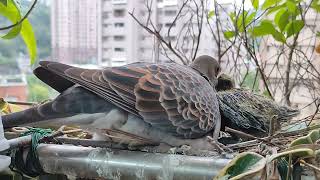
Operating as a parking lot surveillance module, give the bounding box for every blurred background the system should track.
[0,0,320,120]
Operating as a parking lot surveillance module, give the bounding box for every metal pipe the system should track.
[7,135,32,149]
[37,144,230,180]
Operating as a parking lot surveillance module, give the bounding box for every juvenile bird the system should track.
[2,55,222,151]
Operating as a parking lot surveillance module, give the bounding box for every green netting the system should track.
[10,128,53,177]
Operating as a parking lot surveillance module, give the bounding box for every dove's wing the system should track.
[37,61,220,139]
[37,61,139,117]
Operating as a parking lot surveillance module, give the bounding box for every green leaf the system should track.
[251,0,259,10]
[267,3,286,14]
[272,30,286,43]
[262,0,283,10]
[286,0,297,13]
[20,19,37,64]
[0,0,22,39]
[269,148,314,162]
[0,0,7,6]
[245,12,257,25]
[274,9,289,32]
[229,12,236,22]
[251,20,286,43]
[285,20,304,38]
[316,31,320,37]
[208,10,214,18]
[262,90,272,98]
[290,129,320,147]
[0,0,37,64]
[224,31,235,39]
[311,0,320,12]
[251,20,275,36]
[237,10,248,32]
[214,152,266,180]
[0,98,23,114]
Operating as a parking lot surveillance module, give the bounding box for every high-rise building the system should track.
[51,0,99,64]
[51,0,232,67]
[97,0,222,66]
[259,8,320,113]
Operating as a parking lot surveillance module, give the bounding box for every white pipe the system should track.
[0,115,10,172]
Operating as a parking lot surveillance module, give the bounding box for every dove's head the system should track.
[190,55,220,87]
[216,73,235,91]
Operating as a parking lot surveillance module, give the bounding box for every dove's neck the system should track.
[190,66,211,84]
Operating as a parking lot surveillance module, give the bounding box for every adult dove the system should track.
[2,55,221,150]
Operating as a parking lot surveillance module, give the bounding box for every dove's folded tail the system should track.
[2,86,116,129]
[2,105,52,128]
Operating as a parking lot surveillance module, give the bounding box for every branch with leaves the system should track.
[0,0,37,64]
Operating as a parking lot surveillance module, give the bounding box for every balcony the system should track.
[112,0,126,5]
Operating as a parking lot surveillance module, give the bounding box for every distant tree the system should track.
[26,0,51,59]
[26,75,49,102]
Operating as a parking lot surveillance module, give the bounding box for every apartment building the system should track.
[259,8,320,113]
[51,0,99,64]
[51,0,233,66]
[97,0,228,66]
[0,64,27,102]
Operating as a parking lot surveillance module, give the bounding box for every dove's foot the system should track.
[138,143,172,153]
[180,136,232,155]
[206,136,233,153]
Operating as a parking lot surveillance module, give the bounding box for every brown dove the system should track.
[2,55,222,150]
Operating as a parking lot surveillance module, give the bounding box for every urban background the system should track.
[0,0,320,120]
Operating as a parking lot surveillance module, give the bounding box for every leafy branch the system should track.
[0,0,37,30]
[0,0,38,64]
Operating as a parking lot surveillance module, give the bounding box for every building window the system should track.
[112,0,126,4]
[114,35,125,41]
[114,22,124,27]
[113,9,125,17]
[102,58,110,62]
[267,46,270,52]
[7,78,23,83]
[103,23,111,28]
[103,47,111,50]
[140,11,146,16]
[114,47,125,52]
[103,12,110,19]
[165,23,175,27]
[164,10,176,16]
[182,48,188,53]
[165,36,176,41]
[183,36,190,41]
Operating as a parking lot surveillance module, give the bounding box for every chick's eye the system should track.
[216,67,221,74]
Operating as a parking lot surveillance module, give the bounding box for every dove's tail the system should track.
[2,86,117,129]
[2,101,66,129]
[2,107,34,128]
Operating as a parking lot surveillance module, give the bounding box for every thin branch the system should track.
[0,0,38,31]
